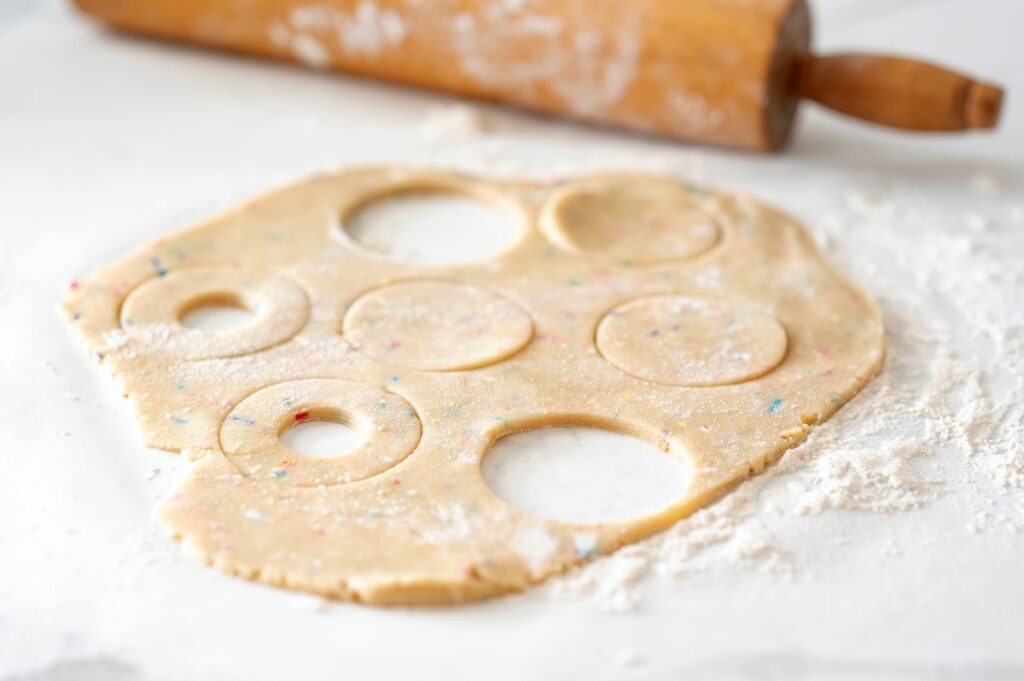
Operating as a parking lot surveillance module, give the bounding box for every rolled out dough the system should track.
[61,168,884,605]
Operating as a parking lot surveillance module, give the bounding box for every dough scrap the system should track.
[61,168,884,605]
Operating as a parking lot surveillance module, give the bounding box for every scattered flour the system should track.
[418,104,489,140]
[613,648,645,667]
[450,2,642,116]
[269,1,408,67]
[668,91,726,136]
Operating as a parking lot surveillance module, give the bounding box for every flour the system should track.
[418,104,489,140]
[269,1,407,67]
[447,0,641,116]
[290,34,331,69]
[970,171,1001,196]
[613,648,645,668]
[668,91,726,136]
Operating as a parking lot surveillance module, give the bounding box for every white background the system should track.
[2,1,1023,680]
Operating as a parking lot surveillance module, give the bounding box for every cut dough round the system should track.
[541,175,719,264]
[596,295,788,386]
[120,266,309,359]
[343,280,533,371]
[220,378,421,486]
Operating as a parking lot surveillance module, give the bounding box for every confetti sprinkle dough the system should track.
[60,167,884,605]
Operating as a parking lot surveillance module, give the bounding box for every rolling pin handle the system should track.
[797,53,1004,132]
[964,81,1004,129]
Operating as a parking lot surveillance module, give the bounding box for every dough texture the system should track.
[61,168,884,605]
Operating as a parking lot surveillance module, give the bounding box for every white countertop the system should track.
[2,1,1023,679]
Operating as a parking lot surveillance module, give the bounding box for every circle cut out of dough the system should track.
[343,280,533,371]
[220,378,421,487]
[541,175,720,264]
[120,266,309,360]
[342,190,522,265]
[483,426,689,525]
[596,295,788,387]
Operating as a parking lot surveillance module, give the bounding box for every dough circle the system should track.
[220,378,421,486]
[120,266,309,359]
[540,175,719,264]
[343,280,533,371]
[596,295,788,387]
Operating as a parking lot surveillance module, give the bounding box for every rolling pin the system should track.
[73,0,1004,151]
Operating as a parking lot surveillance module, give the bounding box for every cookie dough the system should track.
[61,168,884,605]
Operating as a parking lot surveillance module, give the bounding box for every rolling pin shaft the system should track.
[74,0,1003,151]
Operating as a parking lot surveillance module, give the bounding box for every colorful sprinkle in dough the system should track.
[59,168,884,606]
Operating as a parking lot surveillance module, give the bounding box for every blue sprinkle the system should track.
[390,374,401,383]
[230,414,256,425]
[174,416,189,425]
[271,469,288,478]
[575,546,598,559]
[766,398,784,415]
[150,255,167,277]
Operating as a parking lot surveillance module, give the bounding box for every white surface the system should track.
[344,192,522,264]
[180,304,257,332]
[483,428,689,525]
[280,420,364,459]
[2,1,1023,680]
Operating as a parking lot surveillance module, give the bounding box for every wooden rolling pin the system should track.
[74,0,1004,151]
